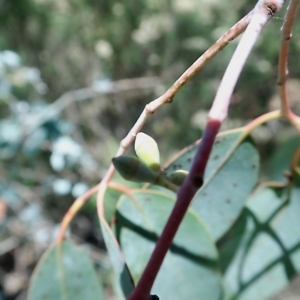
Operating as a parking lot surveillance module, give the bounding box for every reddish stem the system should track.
[128,118,221,300]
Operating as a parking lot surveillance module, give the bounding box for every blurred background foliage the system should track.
[0,0,300,299]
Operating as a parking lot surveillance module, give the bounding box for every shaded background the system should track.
[0,0,300,299]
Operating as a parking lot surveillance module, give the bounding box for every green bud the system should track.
[135,132,161,173]
[167,170,189,186]
[112,155,159,183]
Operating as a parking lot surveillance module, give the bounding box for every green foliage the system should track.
[101,131,299,299]
[28,241,104,300]
[266,136,300,181]
[113,133,180,191]
[220,171,300,300]
[100,215,135,299]
[165,130,260,240]
[116,190,222,299]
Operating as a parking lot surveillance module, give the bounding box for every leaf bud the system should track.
[135,132,161,173]
[167,170,189,186]
[112,155,159,183]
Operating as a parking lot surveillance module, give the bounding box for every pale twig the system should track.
[244,110,281,133]
[128,1,286,299]
[278,0,300,129]
[209,0,285,121]
[21,76,161,137]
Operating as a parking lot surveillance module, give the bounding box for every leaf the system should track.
[104,187,122,224]
[220,172,300,300]
[164,130,259,241]
[99,216,135,299]
[266,135,300,181]
[116,190,223,300]
[97,181,136,299]
[104,183,139,225]
[28,241,104,300]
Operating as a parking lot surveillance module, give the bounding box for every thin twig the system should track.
[209,1,282,121]
[21,76,161,137]
[278,0,300,132]
[244,110,281,133]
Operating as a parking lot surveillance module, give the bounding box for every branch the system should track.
[278,0,300,129]
[128,1,286,299]
[21,76,161,138]
[210,0,285,121]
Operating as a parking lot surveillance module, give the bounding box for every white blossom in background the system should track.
[0,50,48,95]
[132,14,175,44]
[95,40,113,59]
[92,77,113,93]
[53,178,72,195]
[72,182,89,198]
[0,50,21,68]
[50,136,83,172]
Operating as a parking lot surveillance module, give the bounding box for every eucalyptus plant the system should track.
[28,1,300,300]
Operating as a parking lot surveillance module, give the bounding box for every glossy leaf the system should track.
[28,241,104,300]
[221,172,300,300]
[164,130,259,241]
[116,190,223,300]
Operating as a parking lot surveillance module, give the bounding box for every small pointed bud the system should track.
[112,155,159,183]
[167,170,189,186]
[135,132,161,173]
